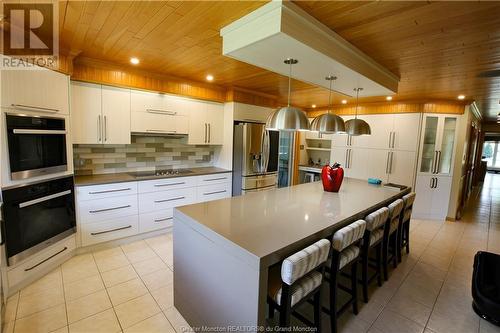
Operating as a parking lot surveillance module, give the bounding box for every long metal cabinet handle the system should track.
[24,247,68,271]
[345,149,349,168]
[154,196,185,203]
[436,151,441,173]
[386,152,390,174]
[89,205,131,213]
[392,132,396,148]
[88,188,131,194]
[388,132,392,148]
[154,182,185,187]
[204,123,207,143]
[13,129,67,135]
[104,116,107,142]
[19,190,72,208]
[146,129,177,133]
[208,124,211,143]
[389,151,394,173]
[432,151,438,174]
[434,177,438,188]
[203,177,227,182]
[147,109,176,115]
[430,177,433,188]
[98,115,101,142]
[204,190,227,195]
[91,225,132,236]
[348,149,352,168]
[12,103,59,113]
[154,217,173,222]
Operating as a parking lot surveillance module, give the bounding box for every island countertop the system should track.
[175,178,409,267]
[173,178,410,328]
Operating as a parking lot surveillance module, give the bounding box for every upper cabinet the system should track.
[71,82,131,144]
[418,114,458,175]
[130,90,189,135]
[2,67,69,114]
[188,101,224,145]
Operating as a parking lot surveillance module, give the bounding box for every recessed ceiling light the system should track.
[206,74,214,82]
[311,104,316,108]
[386,96,393,101]
[130,57,140,65]
[458,95,465,100]
[341,100,347,104]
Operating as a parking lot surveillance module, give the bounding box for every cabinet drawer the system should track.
[138,176,197,194]
[138,187,196,213]
[131,111,188,135]
[78,195,138,224]
[139,209,173,233]
[8,235,75,289]
[77,182,137,201]
[197,172,232,185]
[197,182,232,202]
[81,215,139,247]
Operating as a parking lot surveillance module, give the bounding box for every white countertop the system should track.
[175,178,409,266]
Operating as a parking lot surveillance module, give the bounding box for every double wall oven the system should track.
[1,113,75,266]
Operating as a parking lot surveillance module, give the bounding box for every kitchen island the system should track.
[173,178,410,331]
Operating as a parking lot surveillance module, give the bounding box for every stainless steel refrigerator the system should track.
[232,122,294,195]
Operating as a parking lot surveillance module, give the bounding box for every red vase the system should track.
[321,163,344,192]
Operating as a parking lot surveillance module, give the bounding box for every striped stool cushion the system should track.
[269,270,323,306]
[339,245,360,269]
[366,207,389,231]
[388,199,404,219]
[369,229,384,246]
[332,220,367,251]
[281,239,330,285]
[402,192,416,222]
[389,218,399,233]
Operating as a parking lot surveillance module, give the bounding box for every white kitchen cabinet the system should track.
[71,81,102,144]
[102,86,131,144]
[353,115,393,150]
[417,114,458,176]
[413,174,453,220]
[130,89,189,135]
[197,182,232,202]
[188,101,224,145]
[392,113,421,151]
[331,115,353,147]
[233,102,273,123]
[81,215,139,247]
[387,150,417,186]
[2,66,70,114]
[71,82,131,144]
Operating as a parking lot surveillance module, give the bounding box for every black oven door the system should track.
[6,114,68,180]
[1,176,76,265]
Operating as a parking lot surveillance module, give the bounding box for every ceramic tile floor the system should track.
[2,233,189,333]
[4,174,500,333]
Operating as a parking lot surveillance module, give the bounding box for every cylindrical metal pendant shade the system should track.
[345,118,371,136]
[310,113,345,133]
[266,106,310,131]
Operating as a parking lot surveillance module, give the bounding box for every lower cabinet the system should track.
[76,172,232,247]
[413,175,453,220]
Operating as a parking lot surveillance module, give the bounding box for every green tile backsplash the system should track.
[73,136,216,176]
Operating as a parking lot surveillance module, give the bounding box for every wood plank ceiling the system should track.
[59,1,500,120]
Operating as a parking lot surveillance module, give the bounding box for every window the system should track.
[483,141,500,168]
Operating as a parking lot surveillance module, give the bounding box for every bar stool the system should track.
[326,220,366,333]
[398,192,416,262]
[383,199,403,281]
[360,207,389,303]
[268,239,330,331]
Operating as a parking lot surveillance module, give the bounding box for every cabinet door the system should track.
[187,100,207,145]
[71,82,102,144]
[418,115,440,174]
[102,86,131,144]
[392,113,421,151]
[431,176,452,219]
[437,116,457,175]
[413,175,434,218]
[388,150,416,186]
[348,148,369,180]
[2,68,69,114]
[166,95,190,116]
[130,89,163,113]
[330,147,349,168]
[331,116,353,147]
[354,115,393,149]
[365,149,390,182]
[131,111,177,134]
[206,102,224,145]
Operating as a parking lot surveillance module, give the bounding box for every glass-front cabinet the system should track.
[418,114,458,175]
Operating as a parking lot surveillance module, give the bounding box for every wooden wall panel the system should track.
[307,100,465,117]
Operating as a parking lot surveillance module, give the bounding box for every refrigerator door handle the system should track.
[261,130,270,172]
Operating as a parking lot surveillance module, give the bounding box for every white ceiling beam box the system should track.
[220,0,399,98]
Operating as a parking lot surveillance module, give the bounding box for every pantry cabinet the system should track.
[2,67,70,114]
[71,82,131,144]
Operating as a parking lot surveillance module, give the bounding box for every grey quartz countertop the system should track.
[175,178,409,266]
[74,167,232,186]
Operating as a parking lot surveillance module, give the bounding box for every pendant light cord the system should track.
[355,88,360,120]
[287,62,292,107]
[328,79,332,114]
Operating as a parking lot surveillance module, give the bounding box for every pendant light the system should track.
[345,88,371,136]
[311,75,345,133]
[266,59,310,131]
